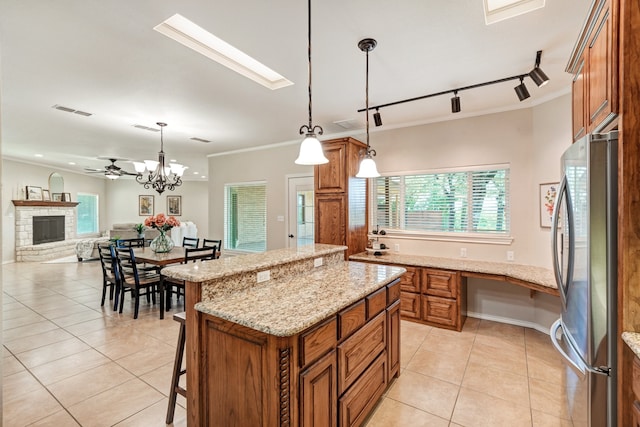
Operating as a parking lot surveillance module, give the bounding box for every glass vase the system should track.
[150,230,174,253]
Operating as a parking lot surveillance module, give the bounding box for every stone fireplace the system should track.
[12,200,79,261]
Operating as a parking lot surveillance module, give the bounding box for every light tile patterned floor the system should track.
[2,259,569,426]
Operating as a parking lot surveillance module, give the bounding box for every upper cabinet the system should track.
[567,0,618,140]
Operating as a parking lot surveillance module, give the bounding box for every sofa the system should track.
[108,223,164,241]
[75,237,109,261]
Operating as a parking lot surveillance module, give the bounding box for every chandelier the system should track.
[133,122,187,195]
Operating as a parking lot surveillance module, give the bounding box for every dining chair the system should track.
[114,246,160,319]
[202,238,222,258]
[166,311,186,424]
[164,246,217,310]
[97,243,119,309]
[182,236,199,248]
[116,238,145,248]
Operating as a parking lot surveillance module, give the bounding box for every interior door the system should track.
[287,176,314,249]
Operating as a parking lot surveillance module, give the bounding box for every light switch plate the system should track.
[257,270,270,283]
[314,257,323,267]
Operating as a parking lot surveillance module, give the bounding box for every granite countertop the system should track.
[194,261,406,337]
[349,252,557,290]
[162,243,347,282]
[623,332,640,358]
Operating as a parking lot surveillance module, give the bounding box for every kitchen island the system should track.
[161,244,405,426]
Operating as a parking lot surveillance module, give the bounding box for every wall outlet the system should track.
[460,247,467,258]
[507,251,515,261]
[257,270,270,283]
[394,244,400,252]
[314,257,323,267]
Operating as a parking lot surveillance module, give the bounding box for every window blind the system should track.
[373,167,510,235]
[76,193,99,235]
[224,182,267,252]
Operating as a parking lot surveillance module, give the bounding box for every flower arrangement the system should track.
[144,213,180,232]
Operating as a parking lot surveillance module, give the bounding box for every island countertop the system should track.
[162,243,347,282]
[194,261,405,336]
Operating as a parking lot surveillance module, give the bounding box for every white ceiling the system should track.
[0,0,590,180]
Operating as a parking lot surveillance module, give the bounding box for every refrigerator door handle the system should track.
[550,319,611,377]
[551,176,573,309]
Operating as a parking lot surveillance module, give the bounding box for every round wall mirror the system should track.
[48,172,64,196]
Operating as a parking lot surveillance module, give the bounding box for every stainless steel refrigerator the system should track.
[549,131,617,427]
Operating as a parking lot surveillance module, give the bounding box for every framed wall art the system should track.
[167,195,182,216]
[52,193,63,202]
[139,195,154,216]
[540,182,559,228]
[63,192,72,202]
[42,189,51,201]
[26,186,43,201]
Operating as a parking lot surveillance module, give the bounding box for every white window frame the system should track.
[76,192,100,237]
[369,164,513,245]
[223,181,267,254]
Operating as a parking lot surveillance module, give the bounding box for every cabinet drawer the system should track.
[338,300,366,340]
[422,268,458,298]
[422,295,458,328]
[400,292,421,320]
[633,356,640,399]
[366,287,386,319]
[337,312,386,394]
[387,280,400,304]
[399,267,419,293]
[339,351,387,427]
[300,317,337,368]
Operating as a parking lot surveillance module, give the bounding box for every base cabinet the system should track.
[195,279,400,426]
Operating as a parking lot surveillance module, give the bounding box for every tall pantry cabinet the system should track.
[314,137,369,259]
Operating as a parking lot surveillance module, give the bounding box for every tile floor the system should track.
[2,259,570,426]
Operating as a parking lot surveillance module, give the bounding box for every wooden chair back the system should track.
[184,246,217,263]
[116,238,145,248]
[202,239,222,258]
[182,237,200,248]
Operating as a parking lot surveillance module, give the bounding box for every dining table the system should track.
[133,246,186,319]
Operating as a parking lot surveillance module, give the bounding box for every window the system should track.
[224,182,267,252]
[372,166,510,238]
[76,193,99,235]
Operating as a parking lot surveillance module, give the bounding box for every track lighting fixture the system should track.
[356,50,548,117]
[373,108,383,127]
[451,91,461,113]
[514,77,530,101]
[355,38,380,179]
[529,50,550,87]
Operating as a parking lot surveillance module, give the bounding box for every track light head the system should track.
[373,109,382,126]
[529,67,550,87]
[514,77,530,101]
[451,91,461,113]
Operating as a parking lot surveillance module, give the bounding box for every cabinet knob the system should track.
[288,234,294,238]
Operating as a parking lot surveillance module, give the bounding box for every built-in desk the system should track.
[350,252,559,332]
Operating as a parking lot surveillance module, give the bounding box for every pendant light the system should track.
[356,38,380,178]
[294,0,328,165]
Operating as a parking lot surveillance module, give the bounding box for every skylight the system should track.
[483,0,545,25]
[154,14,293,90]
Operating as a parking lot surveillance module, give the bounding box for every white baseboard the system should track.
[466,310,551,335]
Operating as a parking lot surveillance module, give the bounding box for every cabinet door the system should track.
[422,268,458,299]
[339,352,387,427]
[400,292,421,320]
[587,0,616,130]
[633,401,640,427]
[387,300,401,380]
[422,295,458,328]
[316,195,346,247]
[572,54,587,141]
[315,143,346,193]
[399,266,420,293]
[300,350,337,427]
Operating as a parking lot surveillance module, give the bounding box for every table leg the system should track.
[159,276,165,320]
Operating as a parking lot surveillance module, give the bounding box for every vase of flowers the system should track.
[145,213,180,253]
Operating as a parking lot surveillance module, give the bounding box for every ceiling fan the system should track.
[84,158,137,180]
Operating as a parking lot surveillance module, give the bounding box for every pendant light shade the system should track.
[529,67,549,87]
[514,77,530,101]
[295,0,328,165]
[356,38,380,179]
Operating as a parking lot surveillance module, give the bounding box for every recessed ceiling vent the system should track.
[190,137,211,143]
[333,119,362,130]
[52,104,93,116]
[133,124,160,132]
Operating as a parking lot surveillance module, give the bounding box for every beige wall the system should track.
[1,160,209,263]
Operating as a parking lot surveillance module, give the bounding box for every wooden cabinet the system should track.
[567,0,618,140]
[315,137,368,259]
[194,279,400,426]
[632,356,640,427]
